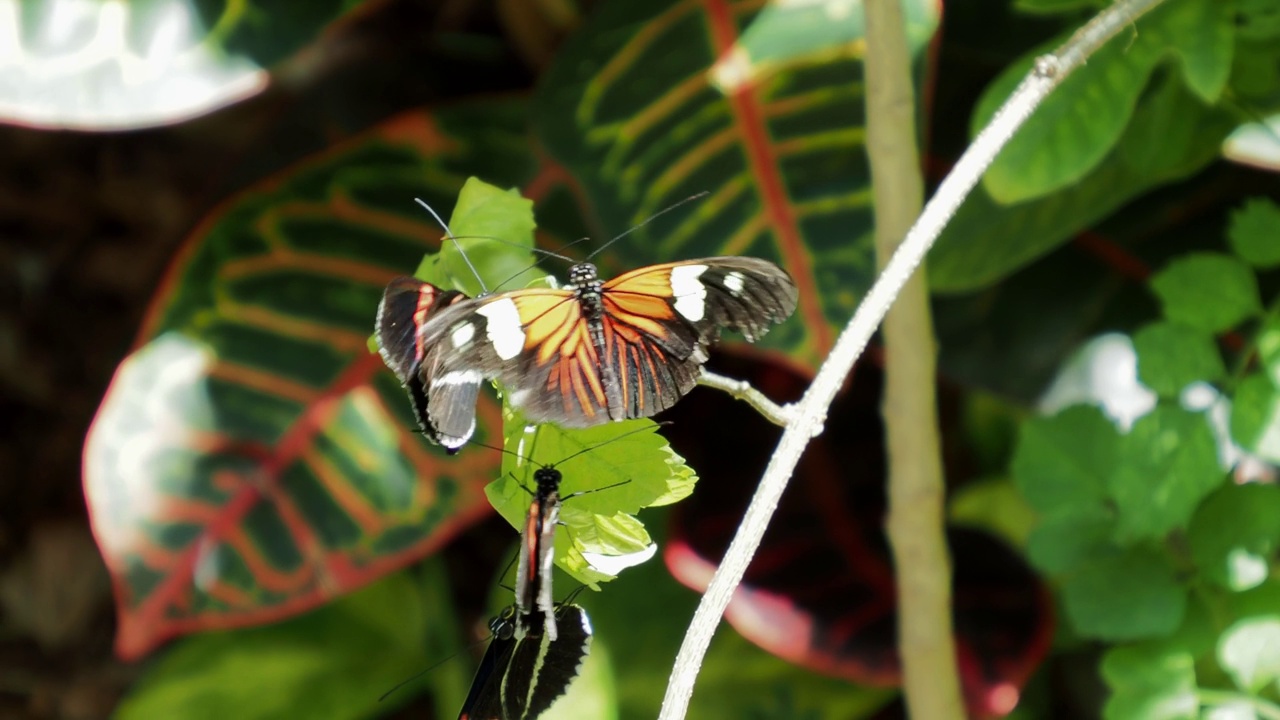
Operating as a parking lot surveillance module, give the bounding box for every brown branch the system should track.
[864,0,961,718]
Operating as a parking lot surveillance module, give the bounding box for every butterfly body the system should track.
[515,466,566,641]
[409,256,797,446]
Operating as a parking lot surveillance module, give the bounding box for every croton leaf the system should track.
[83,97,540,659]
[531,0,941,369]
[662,356,1052,719]
[0,0,370,130]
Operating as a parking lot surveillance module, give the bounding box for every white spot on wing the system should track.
[449,321,475,348]
[477,298,526,360]
[670,264,708,322]
[431,370,482,388]
[723,271,745,295]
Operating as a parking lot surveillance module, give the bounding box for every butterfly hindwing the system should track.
[375,277,476,449]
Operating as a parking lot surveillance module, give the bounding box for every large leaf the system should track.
[83,98,539,660]
[931,71,1238,292]
[532,0,941,369]
[973,0,1234,204]
[0,0,369,130]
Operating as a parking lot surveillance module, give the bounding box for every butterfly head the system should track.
[534,466,563,495]
[566,262,600,289]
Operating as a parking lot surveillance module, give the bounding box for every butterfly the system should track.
[458,602,593,720]
[376,277,478,449]
[408,256,798,448]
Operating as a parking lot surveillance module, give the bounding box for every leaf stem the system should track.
[864,0,962,718]
[696,369,799,428]
[656,1,1170,718]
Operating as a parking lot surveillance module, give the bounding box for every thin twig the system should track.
[656,1,1169,717]
[696,369,799,428]
[864,0,962,717]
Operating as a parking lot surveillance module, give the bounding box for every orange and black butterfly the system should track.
[407,256,798,448]
[376,277,478,450]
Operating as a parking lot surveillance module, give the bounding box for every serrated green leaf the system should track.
[1109,406,1223,543]
[485,416,694,586]
[436,178,540,297]
[116,572,429,720]
[1062,546,1187,640]
[1011,405,1118,514]
[1149,253,1262,333]
[1100,643,1198,720]
[1133,322,1226,396]
[1025,505,1116,574]
[1229,198,1280,268]
[1219,617,1280,693]
[1230,373,1280,464]
[1188,483,1280,591]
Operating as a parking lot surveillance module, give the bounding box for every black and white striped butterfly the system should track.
[457,602,592,720]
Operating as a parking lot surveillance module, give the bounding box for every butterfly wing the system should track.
[418,256,798,434]
[502,605,593,720]
[457,610,519,720]
[375,277,475,449]
[594,256,799,419]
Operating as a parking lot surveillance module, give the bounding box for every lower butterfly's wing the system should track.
[596,257,800,418]
[502,605,593,720]
[457,608,519,720]
[375,277,474,449]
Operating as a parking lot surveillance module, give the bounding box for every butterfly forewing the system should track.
[375,277,477,449]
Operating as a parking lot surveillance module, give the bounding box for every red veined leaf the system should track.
[83,98,539,660]
[532,0,942,368]
[662,356,1053,718]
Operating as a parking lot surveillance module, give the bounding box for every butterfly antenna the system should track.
[554,421,672,467]
[379,635,491,702]
[489,236,597,293]
[562,584,588,605]
[584,191,711,261]
[414,198,489,295]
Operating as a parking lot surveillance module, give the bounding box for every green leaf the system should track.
[1011,405,1117,514]
[1132,322,1226,396]
[116,572,429,720]
[1149,253,1262,333]
[1062,546,1187,640]
[1026,506,1116,575]
[1101,643,1198,720]
[433,177,540,297]
[531,0,941,368]
[82,99,534,660]
[1013,0,1103,14]
[1219,617,1280,693]
[1229,198,1280,268]
[1238,0,1280,39]
[1168,0,1234,103]
[1258,314,1280,388]
[949,476,1038,547]
[972,0,1232,204]
[485,416,696,586]
[1188,483,1280,591]
[931,70,1235,292]
[1230,373,1280,464]
[1109,406,1223,543]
